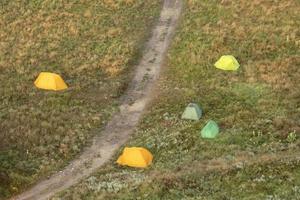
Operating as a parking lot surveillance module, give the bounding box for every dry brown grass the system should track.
[0,0,161,198]
[57,0,300,199]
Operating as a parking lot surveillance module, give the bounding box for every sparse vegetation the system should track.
[55,0,300,199]
[0,0,161,198]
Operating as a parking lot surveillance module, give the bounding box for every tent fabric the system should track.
[117,147,153,168]
[181,103,202,121]
[34,72,68,91]
[201,120,220,139]
[214,55,240,71]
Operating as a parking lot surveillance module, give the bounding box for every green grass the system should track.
[0,0,161,198]
[58,159,300,199]
[55,0,300,199]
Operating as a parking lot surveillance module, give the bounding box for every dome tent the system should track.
[117,147,153,168]
[181,103,202,121]
[215,55,240,71]
[201,120,220,139]
[34,72,68,91]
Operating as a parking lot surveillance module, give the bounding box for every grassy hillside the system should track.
[56,0,300,199]
[0,0,161,198]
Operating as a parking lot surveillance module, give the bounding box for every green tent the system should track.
[201,120,219,138]
[181,103,202,121]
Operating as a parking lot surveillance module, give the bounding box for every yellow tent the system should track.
[117,147,153,168]
[34,72,68,91]
[214,55,240,71]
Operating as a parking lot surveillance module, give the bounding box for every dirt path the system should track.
[11,1,182,200]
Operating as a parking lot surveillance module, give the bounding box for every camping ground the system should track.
[0,1,161,198]
[1,0,300,199]
[55,0,300,199]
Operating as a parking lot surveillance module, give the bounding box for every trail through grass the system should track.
[0,1,161,198]
[55,0,300,199]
